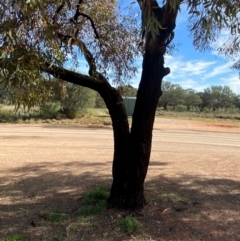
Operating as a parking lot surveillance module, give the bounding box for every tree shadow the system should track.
[144,174,240,240]
[0,161,239,241]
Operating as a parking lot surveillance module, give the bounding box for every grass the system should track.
[66,217,98,233]
[46,212,68,223]
[76,186,109,216]
[5,234,24,241]
[156,109,240,122]
[158,192,188,203]
[1,104,239,126]
[118,216,140,234]
[52,234,65,241]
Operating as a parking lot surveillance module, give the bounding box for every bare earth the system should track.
[0,118,240,241]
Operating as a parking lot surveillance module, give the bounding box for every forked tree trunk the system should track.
[108,38,169,209]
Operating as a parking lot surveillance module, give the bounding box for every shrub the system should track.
[203,107,210,113]
[40,102,60,119]
[58,83,96,119]
[175,104,187,112]
[119,216,140,233]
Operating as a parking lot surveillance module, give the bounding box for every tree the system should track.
[54,81,96,118]
[183,89,202,111]
[0,83,10,104]
[201,85,235,111]
[0,0,239,209]
[117,85,138,97]
[158,81,185,110]
[233,95,240,110]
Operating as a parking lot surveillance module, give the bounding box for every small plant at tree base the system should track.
[76,186,109,216]
[119,216,140,234]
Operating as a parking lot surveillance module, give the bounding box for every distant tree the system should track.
[159,81,185,110]
[183,89,202,111]
[233,95,240,110]
[0,83,10,104]
[117,85,137,97]
[201,85,235,111]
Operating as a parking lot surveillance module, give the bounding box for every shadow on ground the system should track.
[0,161,239,241]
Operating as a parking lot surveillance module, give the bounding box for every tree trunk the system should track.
[108,37,169,209]
[164,102,168,111]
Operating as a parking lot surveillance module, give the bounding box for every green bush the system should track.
[175,104,187,112]
[119,216,140,233]
[40,102,60,119]
[203,107,210,113]
[58,83,96,119]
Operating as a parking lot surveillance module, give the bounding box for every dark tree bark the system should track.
[107,0,179,209]
[108,38,169,209]
[164,102,169,111]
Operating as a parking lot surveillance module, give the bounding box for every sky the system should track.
[74,1,240,95]
[129,2,240,94]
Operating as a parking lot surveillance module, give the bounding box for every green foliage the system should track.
[76,201,107,216]
[183,89,202,110]
[175,104,187,112]
[95,93,106,108]
[5,234,23,241]
[85,186,109,201]
[187,0,239,54]
[119,216,140,234]
[117,85,137,97]
[40,102,60,119]
[233,95,240,109]
[200,85,236,111]
[159,81,185,110]
[203,107,210,113]
[76,186,108,216]
[159,82,239,112]
[46,212,68,223]
[0,0,140,110]
[57,83,96,119]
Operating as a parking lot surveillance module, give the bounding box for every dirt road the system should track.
[0,118,240,241]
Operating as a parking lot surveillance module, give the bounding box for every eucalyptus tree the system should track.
[158,81,185,110]
[201,85,236,111]
[184,89,202,111]
[0,0,239,209]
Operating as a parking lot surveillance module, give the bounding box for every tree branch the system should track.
[52,1,103,79]
[41,63,107,92]
[52,1,65,25]
[71,0,100,40]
